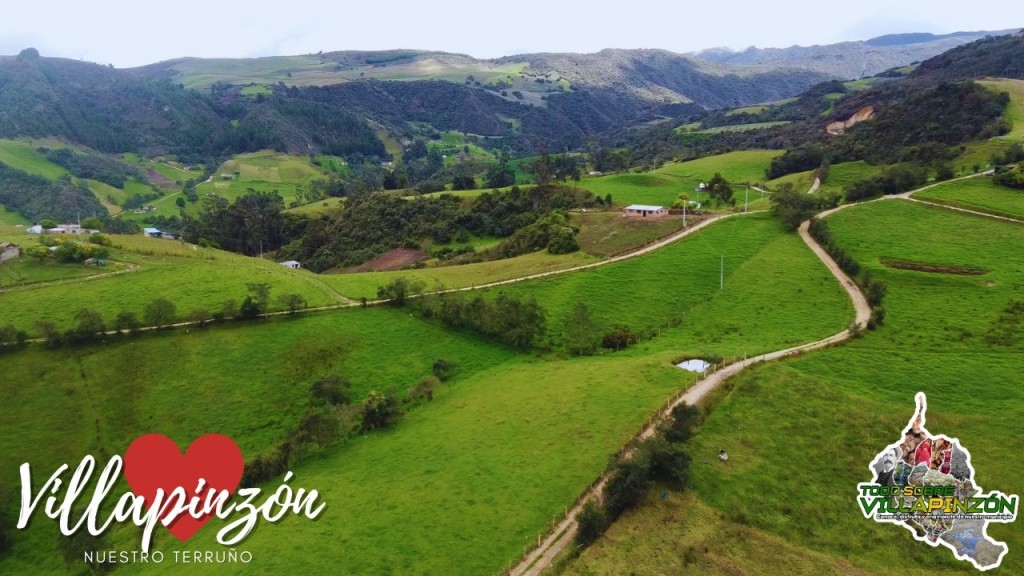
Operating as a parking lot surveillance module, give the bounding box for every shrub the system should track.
[574,500,608,548]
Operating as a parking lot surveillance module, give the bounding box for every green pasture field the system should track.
[120,153,204,184]
[914,176,1024,219]
[427,131,497,165]
[104,352,687,576]
[0,210,853,576]
[570,209,686,257]
[93,178,167,215]
[980,78,1024,141]
[697,121,791,134]
[0,235,340,335]
[285,196,345,216]
[0,139,68,179]
[321,249,600,300]
[0,204,29,225]
[564,200,1024,575]
[768,161,883,196]
[581,150,783,207]
[0,256,126,288]
[0,307,519,574]
[116,151,332,221]
[479,213,851,359]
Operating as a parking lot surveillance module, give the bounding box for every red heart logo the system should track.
[123,434,245,542]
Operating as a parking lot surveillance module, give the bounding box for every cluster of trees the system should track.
[40,147,144,189]
[182,189,305,256]
[16,283,307,349]
[243,358,456,487]
[559,303,644,356]
[576,403,700,548]
[768,183,839,230]
[843,165,929,202]
[993,165,1024,189]
[760,80,1008,184]
[0,162,104,222]
[281,184,594,272]
[417,288,547,350]
[28,233,111,263]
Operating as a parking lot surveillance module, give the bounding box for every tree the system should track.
[311,376,352,406]
[574,500,608,548]
[188,308,212,327]
[36,320,62,347]
[376,277,425,306]
[484,151,515,189]
[114,310,140,334]
[297,407,341,452]
[144,298,176,328]
[72,308,106,340]
[25,244,51,263]
[39,219,57,230]
[769,182,819,230]
[361,390,401,431]
[663,403,701,443]
[81,217,104,230]
[278,293,307,315]
[601,325,639,351]
[706,172,734,206]
[245,282,272,314]
[220,299,239,320]
[563,303,600,356]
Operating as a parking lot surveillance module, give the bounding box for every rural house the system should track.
[144,227,163,238]
[0,242,20,262]
[280,260,301,269]
[624,204,669,218]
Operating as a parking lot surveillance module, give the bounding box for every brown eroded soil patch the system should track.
[347,248,428,272]
[146,169,177,189]
[880,257,988,275]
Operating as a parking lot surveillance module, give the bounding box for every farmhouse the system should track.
[144,227,163,238]
[280,260,301,269]
[0,242,20,262]
[624,204,669,218]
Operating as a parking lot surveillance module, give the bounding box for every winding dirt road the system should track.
[507,213,871,576]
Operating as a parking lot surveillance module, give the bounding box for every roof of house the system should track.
[0,242,18,249]
[144,227,161,234]
[280,260,301,266]
[625,204,665,211]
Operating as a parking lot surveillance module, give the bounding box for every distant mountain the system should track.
[694,29,1018,80]
[910,31,1024,81]
[1,29,1020,164]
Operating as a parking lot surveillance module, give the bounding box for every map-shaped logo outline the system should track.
[857,392,1018,572]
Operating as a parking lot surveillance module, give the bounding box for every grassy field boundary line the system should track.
[506,215,871,576]
[907,195,1023,221]
[0,261,139,294]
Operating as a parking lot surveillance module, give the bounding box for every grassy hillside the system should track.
[768,161,884,195]
[0,307,518,574]
[0,139,68,179]
[564,200,1024,575]
[482,213,851,358]
[581,150,782,207]
[0,234,341,335]
[322,249,600,300]
[0,209,854,575]
[914,176,1024,219]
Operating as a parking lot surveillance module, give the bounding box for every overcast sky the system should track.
[0,1,1018,67]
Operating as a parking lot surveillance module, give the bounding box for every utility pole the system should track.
[682,202,687,227]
